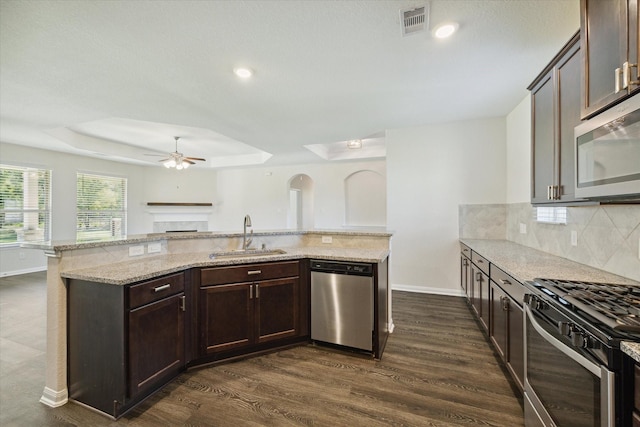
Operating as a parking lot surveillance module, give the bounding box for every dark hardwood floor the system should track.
[0,272,523,426]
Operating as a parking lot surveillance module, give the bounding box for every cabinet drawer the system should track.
[201,261,299,286]
[460,243,471,259]
[490,266,525,306]
[471,252,489,275]
[128,273,184,309]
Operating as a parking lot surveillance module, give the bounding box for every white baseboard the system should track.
[0,266,47,278]
[391,284,464,297]
[40,387,68,408]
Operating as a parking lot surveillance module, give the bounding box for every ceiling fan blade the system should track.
[144,153,167,157]
[184,157,206,161]
[157,158,170,163]
[183,159,196,165]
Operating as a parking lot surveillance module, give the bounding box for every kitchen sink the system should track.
[208,248,286,259]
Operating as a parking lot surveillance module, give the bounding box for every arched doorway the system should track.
[287,174,314,229]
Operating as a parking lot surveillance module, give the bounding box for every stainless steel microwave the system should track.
[574,94,640,201]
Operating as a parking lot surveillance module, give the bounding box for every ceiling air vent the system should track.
[400,5,429,37]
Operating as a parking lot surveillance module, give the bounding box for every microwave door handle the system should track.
[524,304,601,377]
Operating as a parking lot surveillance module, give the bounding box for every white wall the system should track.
[345,170,386,226]
[506,95,531,203]
[0,142,218,275]
[211,160,386,231]
[386,117,507,294]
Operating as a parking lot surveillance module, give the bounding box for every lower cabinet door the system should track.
[128,292,185,397]
[200,282,254,354]
[508,302,524,391]
[255,277,299,344]
[490,283,508,360]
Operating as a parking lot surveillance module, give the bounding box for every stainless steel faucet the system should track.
[243,214,253,250]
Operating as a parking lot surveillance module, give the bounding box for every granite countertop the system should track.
[460,239,639,286]
[622,342,640,363]
[61,246,390,285]
[22,228,394,252]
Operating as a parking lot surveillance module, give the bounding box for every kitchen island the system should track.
[24,229,392,415]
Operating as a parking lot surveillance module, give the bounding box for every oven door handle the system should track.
[524,304,601,377]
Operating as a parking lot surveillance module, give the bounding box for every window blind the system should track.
[76,172,127,241]
[0,164,51,245]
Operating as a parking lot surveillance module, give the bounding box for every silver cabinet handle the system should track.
[476,272,482,281]
[255,284,259,298]
[154,284,171,292]
[623,61,630,90]
[624,61,640,87]
[249,285,253,299]
[615,66,623,93]
[500,279,511,286]
[180,295,186,312]
[247,270,262,275]
[547,185,551,200]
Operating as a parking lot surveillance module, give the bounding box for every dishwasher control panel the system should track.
[310,260,373,276]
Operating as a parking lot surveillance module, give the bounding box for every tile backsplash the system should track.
[460,203,640,282]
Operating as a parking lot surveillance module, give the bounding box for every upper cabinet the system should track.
[529,32,582,204]
[581,0,640,118]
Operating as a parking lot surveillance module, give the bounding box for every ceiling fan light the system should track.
[347,139,363,149]
[181,161,190,169]
[164,159,176,168]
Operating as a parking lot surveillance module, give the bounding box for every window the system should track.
[0,165,51,246]
[77,172,127,241]
[535,206,567,225]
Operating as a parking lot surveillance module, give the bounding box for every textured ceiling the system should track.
[0,0,580,168]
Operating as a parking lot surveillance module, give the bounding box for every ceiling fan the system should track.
[152,136,206,170]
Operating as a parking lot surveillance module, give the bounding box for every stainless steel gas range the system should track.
[523,278,640,427]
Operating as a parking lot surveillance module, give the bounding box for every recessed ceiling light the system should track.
[432,22,458,39]
[233,67,253,78]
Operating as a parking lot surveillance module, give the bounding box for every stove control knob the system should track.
[557,321,572,336]
[570,330,585,348]
[534,299,547,310]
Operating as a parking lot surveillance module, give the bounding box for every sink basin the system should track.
[208,248,286,259]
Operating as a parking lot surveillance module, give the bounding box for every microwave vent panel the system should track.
[400,5,428,36]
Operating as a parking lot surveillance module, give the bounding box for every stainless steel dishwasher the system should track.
[310,259,374,352]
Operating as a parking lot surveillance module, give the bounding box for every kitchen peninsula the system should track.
[25,229,392,418]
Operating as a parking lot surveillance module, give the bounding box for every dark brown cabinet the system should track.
[634,363,640,427]
[128,276,186,397]
[581,0,640,118]
[68,272,187,418]
[460,244,471,299]
[460,244,525,395]
[489,267,524,392]
[470,252,490,332]
[199,261,303,359]
[529,32,583,204]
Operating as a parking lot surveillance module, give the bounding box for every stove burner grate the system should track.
[533,278,640,332]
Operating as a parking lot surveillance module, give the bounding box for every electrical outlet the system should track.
[321,236,333,244]
[129,245,144,256]
[147,242,161,254]
[519,223,527,234]
[571,230,578,247]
